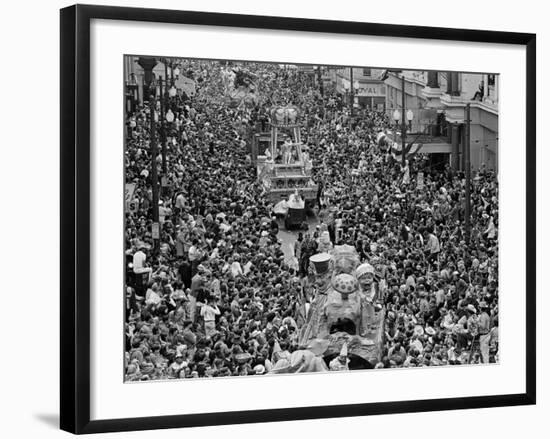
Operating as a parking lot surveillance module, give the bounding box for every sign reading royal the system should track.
[356,84,386,96]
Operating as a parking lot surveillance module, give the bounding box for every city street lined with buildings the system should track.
[123,57,499,380]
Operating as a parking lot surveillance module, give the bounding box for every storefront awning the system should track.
[386,132,452,154]
[415,143,452,154]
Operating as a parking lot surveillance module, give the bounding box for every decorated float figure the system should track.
[282,137,293,164]
[356,262,384,336]
[293,245,385,370]
[269,339,330,374]
[254,104,318,206]
[329,343,350,371]
[297,252,332,344]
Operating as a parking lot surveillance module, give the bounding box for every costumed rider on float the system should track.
[288,189,305,209]
[355,262,383,336]
[329,343,350,371]
[269,339,330,374]
[274,189,305,217]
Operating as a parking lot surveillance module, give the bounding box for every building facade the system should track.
[381,69,498,172]
[335,68,387,110]
[125,56,194,109]
[384,70,431,134]
[125,56,170,105]
[423,71,499,172]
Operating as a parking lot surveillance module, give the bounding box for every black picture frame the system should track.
[60,4,536,434]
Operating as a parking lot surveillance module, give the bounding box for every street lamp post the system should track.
[392,109,402,161]
[164,59,169,92]
[137,57,160,255]
[137,56,158,102]
[343,80,350,111]
[170,61,174,85]
[353,80,359,117]
[350,67,354,117]
[465,102,472,242]
[166,109,174,123]
[125,73,139,113]
[169,85,177,99]
[316,66,324,97]
[159,76,167,175]
[159,58,178,178]
[149,88,160,255]
[163,107,175,196]
[401,74,406,167]
[392,74,414,168]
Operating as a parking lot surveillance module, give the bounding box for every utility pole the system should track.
[164,58,169,175]
[159,76,167,175]
[317,66,324,97]
[401,74,406,167]
[137,56,158,104]
[350,67,354,117]
[149,89,160,255]
[170,60,174,85]
[137,56,160,254]
[164,59,169,91]
[465,102,472,242]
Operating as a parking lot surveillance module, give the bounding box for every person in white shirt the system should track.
[175,192,186,210]
[200,298,220,337]
[158,201,172,224]
[243,260,253,275]
[188,238,203,272]
[425,226,440,266]
[402,160,410,185]
[169,355,188,377]
[132,247,152,282]
[145,284,162,307]
[219,220,231,234]
[132,249,146,270]
[188,242,200,261]
[230,258,244,278]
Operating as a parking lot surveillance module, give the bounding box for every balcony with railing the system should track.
[385,116,453,155]
[433,72,499,117]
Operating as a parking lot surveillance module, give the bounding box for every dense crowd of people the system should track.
[124,60,499,381]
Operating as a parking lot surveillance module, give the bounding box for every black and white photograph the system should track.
[124,57,499,381]
[0,0,544,436]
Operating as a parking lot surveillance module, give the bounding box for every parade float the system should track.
[221,66,259,108]
[295,245,386,370]
[255,105,317,208]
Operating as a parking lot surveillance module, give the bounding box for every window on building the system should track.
[446,72,460,96]
[363,68,371,77]
[486,74,497,100]
[427,71,439,88]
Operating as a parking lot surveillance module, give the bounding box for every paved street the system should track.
[276,215,319,262]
